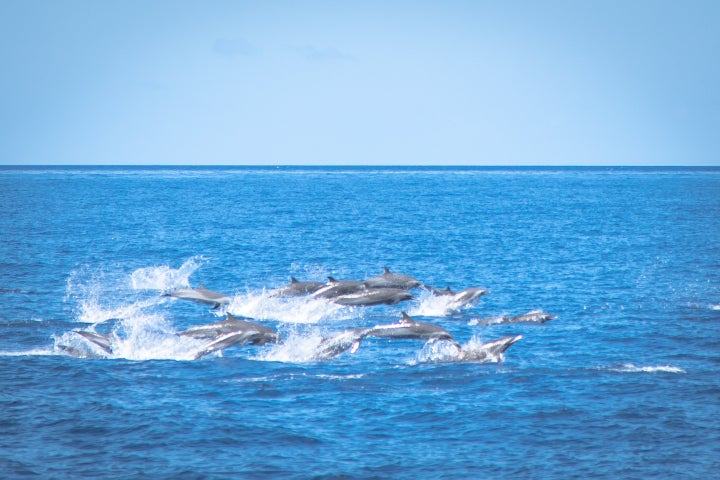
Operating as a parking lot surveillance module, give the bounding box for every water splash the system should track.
[407,289,456,316]
[228,290,350,324]
[53,309,208,361]
[130,256,207,291]
[253,329,325,363]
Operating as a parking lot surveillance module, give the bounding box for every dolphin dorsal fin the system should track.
[445,286,452,293]
[400,312,414,324]
[383,266,391,274]
[290,277,298,283]
[198,284,206,290]
[327,276,338,284]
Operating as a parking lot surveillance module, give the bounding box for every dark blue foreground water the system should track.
[1,166,719,479]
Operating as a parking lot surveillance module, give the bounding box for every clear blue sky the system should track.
[1,0,718,165]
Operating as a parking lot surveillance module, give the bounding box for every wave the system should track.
[0,348,54,356]
[605,363,686,374]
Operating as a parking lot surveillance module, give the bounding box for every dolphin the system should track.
[163,285,232,309]
[269,277,326,297]
[367,312,458,345]
[191,328,278,360]
[180,313,280,345]
[57,344,106,359]
[475,310,556,325]
[311,277,366,299]
[428,285,488,304]
[333,287,414,306]
[446,287,489,311]
[312,327,374,360]
[363,267,422,290]
[455,335,522,362]
[74,330,114,355]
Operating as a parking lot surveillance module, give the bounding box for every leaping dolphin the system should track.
[311,277,366,299]
[181,313,280,359]
[428,285,489,312]
[75,330,114,355]
[363,267,422,290]
[179,313,279,345]
[312,327,374,360]
[191,328,278,360]
[163,285,232,309]
[333,287,414,306]
[269,277,326,297]
[367,312,458,345]
[455,335,523,362]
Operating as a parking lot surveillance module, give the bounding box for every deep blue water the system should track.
[1,166,719,479]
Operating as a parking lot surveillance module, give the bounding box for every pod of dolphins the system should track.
[61,267,555,362]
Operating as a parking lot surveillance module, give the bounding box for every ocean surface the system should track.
[1,166,718,479]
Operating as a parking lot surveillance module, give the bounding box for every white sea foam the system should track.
[608,363,686,374]
[710,303,720,311]
[315,373,366,380]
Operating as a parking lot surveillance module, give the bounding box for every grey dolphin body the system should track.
[181,313,280,345]
[428,285,488,311]
[333,287,414,306]
[191,329,276,360]
[164,285,232,308]
[363,267,422,290]
[184,315,280,360]
[446,287,489,312]
[477,310,556,325]
[311,277,366,299]
[75,330,114,355]
[367,312,458,345]
[270,277,326,297]
[456,335,522,362]
[312,327,374,360]
[57,344,106,359]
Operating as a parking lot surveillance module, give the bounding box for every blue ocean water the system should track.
[1,166,719,479]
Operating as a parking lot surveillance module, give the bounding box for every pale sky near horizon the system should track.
[1,0,718,166]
